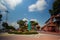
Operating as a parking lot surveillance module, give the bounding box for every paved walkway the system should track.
[39,31,60,36]
[0,33,60,40]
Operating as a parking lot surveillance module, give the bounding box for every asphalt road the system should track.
[0,33,60,40]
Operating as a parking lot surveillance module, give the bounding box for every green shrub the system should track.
[8,31,38,34]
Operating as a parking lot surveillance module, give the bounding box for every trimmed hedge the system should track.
[8,31,38,34]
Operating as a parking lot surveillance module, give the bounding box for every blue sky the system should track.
[0,0,54,27]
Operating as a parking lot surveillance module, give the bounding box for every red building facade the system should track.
[42,14,60,32]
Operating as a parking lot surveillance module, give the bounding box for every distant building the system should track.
[42,14,60,32]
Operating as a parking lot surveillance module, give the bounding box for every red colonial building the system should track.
[42,14,60,32]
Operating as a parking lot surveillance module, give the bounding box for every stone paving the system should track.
[0,33,60,40]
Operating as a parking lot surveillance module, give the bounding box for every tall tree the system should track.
[0,14,2,29]
[0,14,2,22]
[49,0,60,16]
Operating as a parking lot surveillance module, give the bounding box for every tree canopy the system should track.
[0,14,2,21]
[49,0,60,16]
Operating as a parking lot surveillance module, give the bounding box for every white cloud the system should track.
[28,0,47,12]
[1,0,22,10]
[30,19,38,22]
[0,0,22,15]
[0,3,7,11]
[23,18,28,21]
[11,22,19,29]
[5,0,22,10]
[29,4,37,12]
